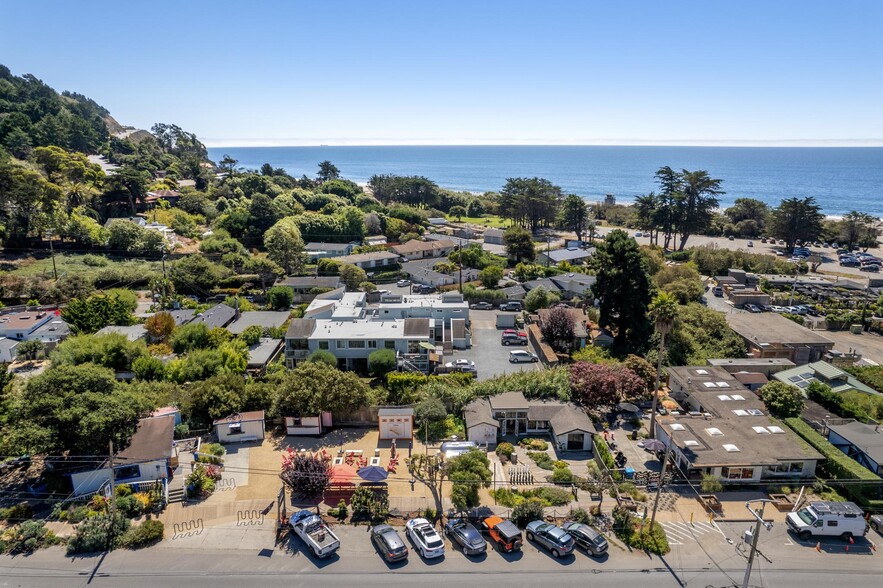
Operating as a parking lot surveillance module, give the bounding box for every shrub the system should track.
[67,513,131,554]
[518,438,549,451]
[569,507,592,525]
[186,464,217,499]
[351,486,389,523]
[368,348,397,378]
[512,498,545,528]
[0,520,59,554]
[495,442,515,459]
[333,499,348,521]
[758,381,804,418]
[280,449,331,498]
[700,473,723,493]
[0,502,33,522]
[120,520,164,549]
[82,254,109,267]
[594,438,621,480]
[551,467,574,484]
[527,451,554,470]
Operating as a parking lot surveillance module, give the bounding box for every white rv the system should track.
[785,501,868,541]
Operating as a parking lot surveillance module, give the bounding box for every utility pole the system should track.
[457,243,462,294]
[108,441,117,548]
[788,270,799,307]
[742,499,775,588]
[545,232,551,267]
[649,440,672,531]
[46,231,58,280]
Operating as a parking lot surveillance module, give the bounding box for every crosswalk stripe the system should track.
[661,525,696,541]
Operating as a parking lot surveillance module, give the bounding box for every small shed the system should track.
[214,410,265,443]
[378,407,414,440]
[285,412,333,436]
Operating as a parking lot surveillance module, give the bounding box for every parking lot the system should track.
[454,309,540,381]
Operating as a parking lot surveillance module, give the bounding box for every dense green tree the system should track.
[447,449,492,510]
[498,177,562,234]
[591,230,652,351]
[368,349,397,378]
[466,199,485,217]
[725,198,769,237]
[273,362,372,416]
[504,225,536,263]
[338,263,367,290]
[663,303,746,365]
[317,160,340,183]
[51,333,146,371]
[368,175,440,208]
[449,205,467,221]
[264,217,306,274]
[61,292,135,334]
[266,285,294,310]
[16,339,45,360]
[758,381,805,418]
[478,265,504,289]
[558,194,590,243]
[674,170,723,250]
[524,285,558,312]
[169,254,228,295]
[132,355,166,381]
[306,350,338,367]
[170,322,212,353]
[768,197,825,252]
[838,211,880,251]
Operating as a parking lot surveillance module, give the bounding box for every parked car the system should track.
[499,301,523,312]
[501,330,528,345]
[744,304,761,313]
[445,359,476,372]
[561,521,608,556]
[444,519,487,555]
[370,524,409,563]
[840,258,860,267]
[470,301,494,310]
[870,514,883,535]
[405,518,445,559]
[479,515,523,552]
[525,521,575,558]
[509,350,539,363]
[712,286,724,297]
[786,501,869,541]
[860,264,880,272]
[289,510,341,558]
[770,305,785,313]
[396,279,412,287]
[759,304,773,312]
[747,241,754,247]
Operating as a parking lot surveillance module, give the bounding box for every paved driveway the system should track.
[451,309,540,380]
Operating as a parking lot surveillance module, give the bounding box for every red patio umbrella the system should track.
[330,463,358,484]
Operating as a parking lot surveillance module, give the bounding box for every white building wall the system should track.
[467,424,498,447]
[217,418,265,443]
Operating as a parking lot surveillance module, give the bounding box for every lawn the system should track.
[445,215,511,228]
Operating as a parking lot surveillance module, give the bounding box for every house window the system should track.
[721,467,754,480]
[384,340,395,350]
[115,465,140,480]
[348,340,366,349]
[368,340,377,349]
[336,340,347,349]
[228,423,243,435]
[408,340,420,353]
[318,341,329,350]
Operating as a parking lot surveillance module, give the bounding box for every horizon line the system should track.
[201,139,883,149]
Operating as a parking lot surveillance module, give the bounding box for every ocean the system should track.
[206,146,883,217]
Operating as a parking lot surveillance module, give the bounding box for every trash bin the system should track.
[624,467,635,479]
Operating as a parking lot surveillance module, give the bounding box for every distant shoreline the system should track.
[203,142,883,149]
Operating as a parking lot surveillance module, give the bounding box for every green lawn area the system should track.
[444,215,511,228]
[4,253,163,282]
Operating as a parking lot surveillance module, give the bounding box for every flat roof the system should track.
[227,311,290,335]
[330,251,398,264]
[726,312,835,346]
[306,319,430,340]
[247,338,283,366]
[828,421,883,465]
[95,325,148,341]
[276,276,341,289]
[488,391,530,411]
[213,410,265,426]
[707,358,796,368]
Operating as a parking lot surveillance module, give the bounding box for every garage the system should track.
[378,407,414,440]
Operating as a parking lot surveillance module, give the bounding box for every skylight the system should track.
[670,423,686,431]
[695,369,709,375]
[715,382,730,388]
[717,394,732,401]
[705,427,724,436]
[684,440,699,447]
[723,444,740,452]
[731,394,745,401]
[732,409,749,416]
[703,382,717,388]
[747,409,764,416]
[752,426,770,434]
[768,426,785,434]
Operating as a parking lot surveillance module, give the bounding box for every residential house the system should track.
[826,420,883,476]
[96,325,148,342]
[508,273,596,303]
[247,338,283,375]
[0,337,19,362]
[226,311,291,335]
[534,307,611,348]
[773,361,879,396]
[69,415,176,495]
[104,216,146,229]
[275,276,342,303]
[537,247,594,266]
[391,239,457,260]
[304,242,356,260]
[144,189,181,208]
[424,233,472,248]
[191,304,237,329]
[659,366,822,483]
[483,228,505,245]
[0,310,69,343]
[329,251,399,270]
[428,217,448,226]
[726,312,835,364]
[375,292,469,327]
[214,410,265,444]
[463,391,595,451]
[365,235,387,246]
[706,358,796,378]
[285,412,333,436]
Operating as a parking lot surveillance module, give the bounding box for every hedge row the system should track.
[784,417,881,505]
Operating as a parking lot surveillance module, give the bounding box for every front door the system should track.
[567,433,584,451]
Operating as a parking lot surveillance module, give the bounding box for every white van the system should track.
[785,501,868,541]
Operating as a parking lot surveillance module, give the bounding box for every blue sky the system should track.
[3,0,882,146]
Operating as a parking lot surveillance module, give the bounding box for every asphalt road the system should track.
[3,521,880,588]
[456,309,540,380]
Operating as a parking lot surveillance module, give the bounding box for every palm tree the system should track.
[649,292,678,438]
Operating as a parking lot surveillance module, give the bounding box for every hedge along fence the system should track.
[783,418,881,503]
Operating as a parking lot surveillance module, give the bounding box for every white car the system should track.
[396,279,411,287]
[509,350,539,363]
[445,359,476,372]
[405,518,445,559]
